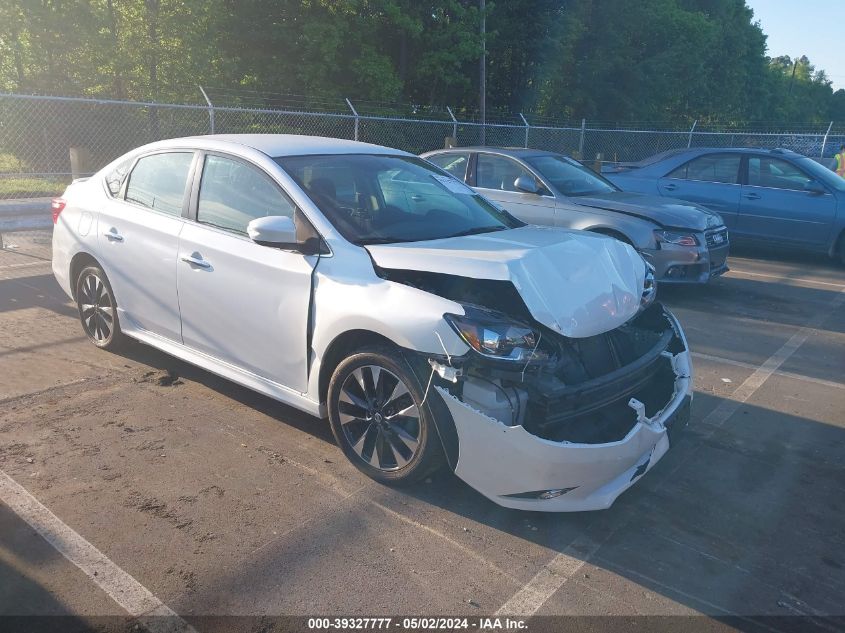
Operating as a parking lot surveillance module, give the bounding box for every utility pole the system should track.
[479,0,486,145]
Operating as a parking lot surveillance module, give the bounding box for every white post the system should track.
[821,121,834,158]
[345,98,359,141]
[519,112,530,148]
[578,118,586,158]
[687,119,698,148]
[446,106,458,140]
[198,85,215,134]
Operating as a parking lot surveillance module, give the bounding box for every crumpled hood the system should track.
[366,226,646,338]
[572,191,723,231]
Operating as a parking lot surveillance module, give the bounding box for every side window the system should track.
[747,157,812,191]
[668,154,740,184]
[427,153,470,181]
[124,152,194,215]
[104,158,132,197]
[476,154,534,192]
[197,155,295,234]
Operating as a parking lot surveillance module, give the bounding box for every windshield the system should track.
[525,154,618,197]
[275,154,522,245]
[796,157,845,192]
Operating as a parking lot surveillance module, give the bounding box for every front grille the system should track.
[705,228,729,248]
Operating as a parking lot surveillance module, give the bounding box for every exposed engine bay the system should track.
[380,267,683,444]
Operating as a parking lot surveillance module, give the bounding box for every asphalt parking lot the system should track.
[0,230,843,632]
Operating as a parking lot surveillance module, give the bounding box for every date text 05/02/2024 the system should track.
[307,617,528,630]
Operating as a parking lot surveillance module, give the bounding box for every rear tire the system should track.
[75,264,124,350]
[327,345,443,485]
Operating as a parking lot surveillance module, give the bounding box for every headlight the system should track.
[654,230,698,247]
[445,308,549,362]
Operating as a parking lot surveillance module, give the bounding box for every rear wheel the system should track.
[327,346,442,484]
[75,264,124,350]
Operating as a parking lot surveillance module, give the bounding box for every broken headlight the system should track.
[641,260,656,308]
[445,308,549,362]
[654,230,698,247]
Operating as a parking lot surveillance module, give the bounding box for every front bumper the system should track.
[437,311,693,512]
[643,228,729,285]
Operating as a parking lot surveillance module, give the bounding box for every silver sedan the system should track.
[422,147,730,284]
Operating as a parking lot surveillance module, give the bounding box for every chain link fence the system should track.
[2,91,844,204]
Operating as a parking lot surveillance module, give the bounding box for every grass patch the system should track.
[0,176,69,199]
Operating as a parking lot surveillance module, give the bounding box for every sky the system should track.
[745,0,845,90]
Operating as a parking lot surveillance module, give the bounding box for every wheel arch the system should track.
[68,252,102,301]
[587,226,635,246]
[317,329,460,471]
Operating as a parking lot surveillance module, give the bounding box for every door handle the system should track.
[744,193,761,200]
[662,183,678,191]
[410,195,425,201]
[181,255,211,269]
[103,230,124,242]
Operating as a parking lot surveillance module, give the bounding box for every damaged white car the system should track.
[52,134,692,511]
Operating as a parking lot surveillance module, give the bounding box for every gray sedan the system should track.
[422,147,729,284]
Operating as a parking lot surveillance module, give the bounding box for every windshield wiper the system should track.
[356,236,418,245]
[446,225,509,239]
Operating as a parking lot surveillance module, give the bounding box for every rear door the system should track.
[657,153,742,230]
[97,150,195,341]
[473,153,555,225]
[738,155,835,246]
[176,153,317,393]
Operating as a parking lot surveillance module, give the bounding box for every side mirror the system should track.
[514,174,540,194]
[804,180,826,195]
[247,215,298,248]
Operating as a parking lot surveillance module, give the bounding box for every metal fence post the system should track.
[821,121,834,158]
[519,112,530,148]
[578,118,586,158]
[687,120,697,148]
[198,85,215,134]
[345,98,359,141]
[446,106,458,140]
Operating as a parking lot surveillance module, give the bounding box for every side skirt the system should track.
[121,317,325,419]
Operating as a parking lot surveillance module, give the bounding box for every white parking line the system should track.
[701,288,845,429]
[691,351,845,391]
[728,268,845,290]
[494,287,845,617]
[0,470,196,633]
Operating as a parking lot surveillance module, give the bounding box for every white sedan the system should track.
[51,134,692,511]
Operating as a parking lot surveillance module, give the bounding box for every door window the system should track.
[747,157,813,191]
[124,152,194,215]
[427,153,470,181]
[197,155,296,234]
[668,154,740,184]
[476,154,534,192]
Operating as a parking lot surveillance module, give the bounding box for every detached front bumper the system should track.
[436,311,693,512]
[643,228,730,285]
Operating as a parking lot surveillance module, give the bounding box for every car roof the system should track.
[158,134,412,157]
[424,146,557,159]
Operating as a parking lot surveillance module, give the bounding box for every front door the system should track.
[176,153,316,393]
[97,151,195,341]
[473,153,556,225]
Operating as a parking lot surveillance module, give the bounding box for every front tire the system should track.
[75,264,124,350]
[327,346,442,485]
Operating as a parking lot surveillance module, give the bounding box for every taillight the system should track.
[51,198,66,224]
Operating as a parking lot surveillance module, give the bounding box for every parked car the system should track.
[603,147,845,264]
[421,147,729,284]
[52,134,692,511]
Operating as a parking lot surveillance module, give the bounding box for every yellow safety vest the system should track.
[836,152,845,177]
